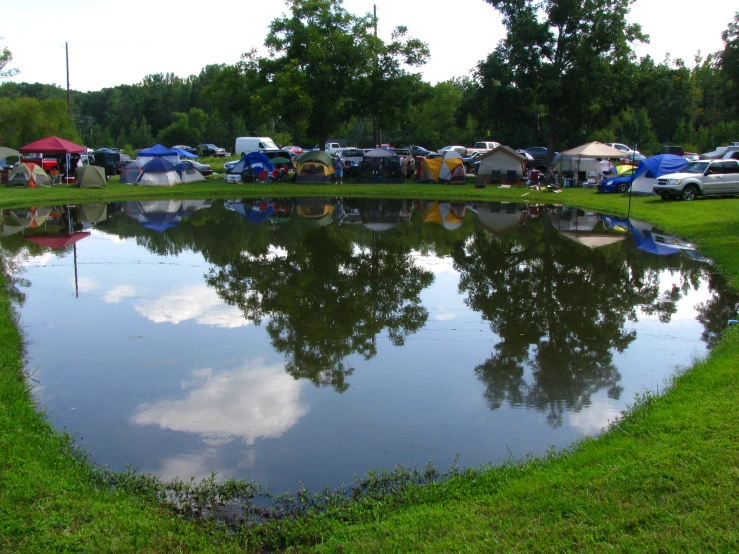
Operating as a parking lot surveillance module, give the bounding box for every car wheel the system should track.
[681,185,698,201]
[616,182,629,193]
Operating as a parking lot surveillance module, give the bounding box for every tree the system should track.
[474,0,645,159]
[720,10,739,111]
[0,38,18,79]
[264,0,374,150]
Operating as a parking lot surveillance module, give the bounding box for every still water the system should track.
[2,198,731,495]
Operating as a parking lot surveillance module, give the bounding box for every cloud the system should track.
[104,284,136,303]
[130,361,308,446]
[75,277,99,292]
[134,285,249,328]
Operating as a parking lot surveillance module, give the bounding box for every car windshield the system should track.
[684,161,710,173]
[341,149,364,157]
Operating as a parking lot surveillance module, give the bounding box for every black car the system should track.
[197,144,227,157]
[172,145,198,155]
[92,148,122,177]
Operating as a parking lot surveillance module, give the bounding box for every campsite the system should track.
[2,0,739,550]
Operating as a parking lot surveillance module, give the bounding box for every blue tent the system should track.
[635,154,689,179]
[171,147,198,159]
[138,144,178,157]
[136,157,182,186]
[228,152,274,178]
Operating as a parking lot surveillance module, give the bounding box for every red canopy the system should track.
[25,232,90,248]
[19,136,86,155]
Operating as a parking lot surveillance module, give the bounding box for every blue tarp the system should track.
[171,147,198,159]
[634,154,688,179]
[138,143,178,157]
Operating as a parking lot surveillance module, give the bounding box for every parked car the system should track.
[598,172,635,194]
[171,145,198,155]
[410,145,434,158]
[462,151,486,173]
[197,144,227,157]
[653,159,739,200]
[178,159,213,176]
[260,149,295,170]
[515,149,535,164]
[439,145,467,155]
[91,149,122,177]
[524,146,559,167]
[606,142,646,162]
[337,147,365,177]
[658,145,685,156]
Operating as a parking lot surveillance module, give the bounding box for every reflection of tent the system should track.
[295,151,334,184]
[76,203,108,224]
[6,163,53,188]
[74,165,106,188]
[295,198,335,227]
[475,203,527,236]
[421,200,466,230]
[122,200,210,232]
[25,232,90,249]
[174,162,206,183]
[628,219,696,255]
[559,232,625,248]
[226,201,275,224]
[630,155,689,195]
[136,158,182,186]
[549,208,599,232]
[476,147,527,186]
[119,160,145,184]
[1,207,51,236]
[418,151,466,184]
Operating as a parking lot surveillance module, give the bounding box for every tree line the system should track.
[1,1,738,157]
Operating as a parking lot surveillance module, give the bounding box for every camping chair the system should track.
[258,170,268,183]
[49,168,61,185]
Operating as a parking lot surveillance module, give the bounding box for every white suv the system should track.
[653,159,739,200]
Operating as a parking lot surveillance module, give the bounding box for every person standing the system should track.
[334,154,345,185]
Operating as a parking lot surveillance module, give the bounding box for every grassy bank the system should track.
[2,182,739,552]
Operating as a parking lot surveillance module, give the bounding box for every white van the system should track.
[234,137,279,157]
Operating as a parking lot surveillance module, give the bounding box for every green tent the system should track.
[75,165,106,188]
[294,151,333,165]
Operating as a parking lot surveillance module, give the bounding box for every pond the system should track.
[1,198,733,496]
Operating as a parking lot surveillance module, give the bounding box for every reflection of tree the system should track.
[207,225,432,392]
[695,271,739,347]
[454,205,698,427]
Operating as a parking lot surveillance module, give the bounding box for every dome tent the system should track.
[6,163,53,188]
[136,158,182,186]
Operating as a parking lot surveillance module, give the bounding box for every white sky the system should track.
[2,0,736,93]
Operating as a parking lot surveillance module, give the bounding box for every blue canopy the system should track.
[138,143,178,157]
[635,154,688,179]
[171,147,198,158]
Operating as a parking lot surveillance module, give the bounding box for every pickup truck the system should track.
[21,154,59,172]
[441,141,501,157]
[315,143,343,154]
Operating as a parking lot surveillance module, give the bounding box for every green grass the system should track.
[2,182,739,552]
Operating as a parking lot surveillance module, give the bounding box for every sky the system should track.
[2,0,737,93]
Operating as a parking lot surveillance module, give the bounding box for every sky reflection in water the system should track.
[2,198,730,494]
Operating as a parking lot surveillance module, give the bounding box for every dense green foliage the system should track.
[2,9,738,156]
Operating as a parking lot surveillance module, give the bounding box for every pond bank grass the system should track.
[2,184,739,551]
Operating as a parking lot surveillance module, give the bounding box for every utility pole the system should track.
[372,5,380,147]
[66,42,71,117]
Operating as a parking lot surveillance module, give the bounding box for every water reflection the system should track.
[0,199,732,492]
